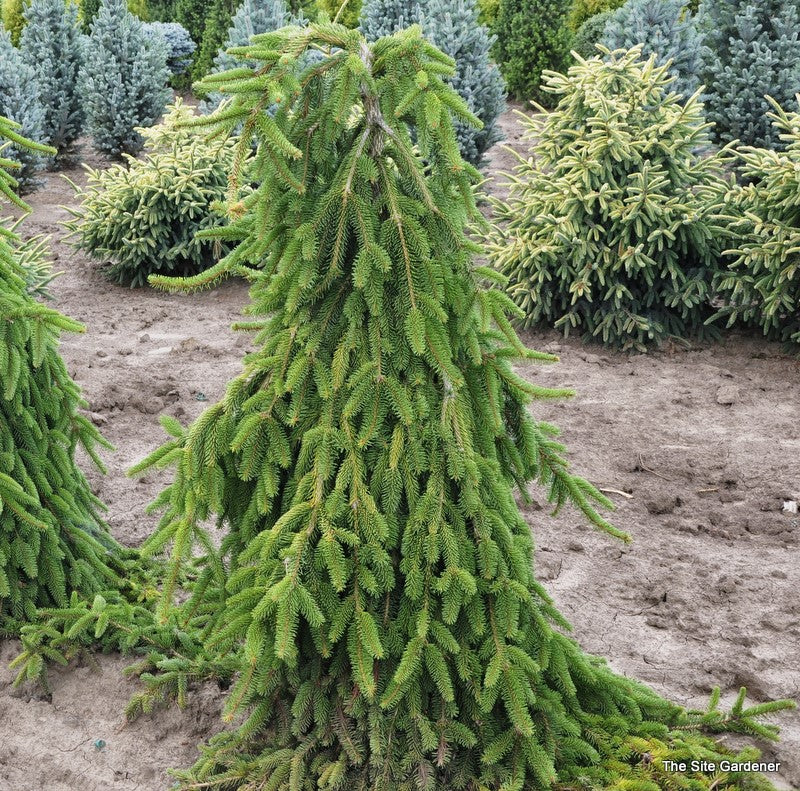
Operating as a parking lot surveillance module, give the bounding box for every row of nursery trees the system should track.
[59,44,800,348]
[6,0,800,179]
[0,22,795,791]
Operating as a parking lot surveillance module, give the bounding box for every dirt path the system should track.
[0,114,798,791]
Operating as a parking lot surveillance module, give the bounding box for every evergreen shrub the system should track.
[359,0,420,39]
[79,0,100,30]
[698,0,800,148]
[123,23,792,790]
[80,0,170,156]
[20,0,84,158]
[191,0,237,80]
[0,30,48,190]
[600,0,702,98]
[65,102,241,286]
[144,20,196,75]
[493,0,571,101]
[175,0,204,41]
[0,116,127,629]
[711,97,800,345]
[491,47,726,350]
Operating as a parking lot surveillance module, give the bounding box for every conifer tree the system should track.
[79,0,170,156]
[491,48,726,351]
[191,0,237,80]
[20,0,84,159]
[567,0,624,30]
[0,117,129,630]
[698,0,800,149]
[359,0,421,38]
[128,24,793,789]
[175,0,205,42]
[601,0,702,98]
[493,0,571,101]
[0,29,48,190]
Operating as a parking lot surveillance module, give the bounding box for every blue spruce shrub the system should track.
[80,0,170,156]
[144,21,196,75]
[0,30,48,190]
[421,0,505,165]
[20,0,84,158]
[698,0,800,148]
[600,0,702,98]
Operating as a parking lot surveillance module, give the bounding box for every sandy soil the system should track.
[0,111,798,791]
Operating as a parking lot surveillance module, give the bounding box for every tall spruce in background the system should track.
[175,0,206,42]
[0,117,129,630]
[80,0,170,156]
[127,23,793,790]
[491,48,726,350]
[601,0,702,98]
[493,0,570,100]
[0,30,48,191]
[20,0,84,159]
[698,0,800,148]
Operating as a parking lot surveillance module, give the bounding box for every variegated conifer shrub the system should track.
[711,97,800,346]
[0,117,128,631]
[65,101,243,287]
[491,47,726,351]
[99,23,792,790]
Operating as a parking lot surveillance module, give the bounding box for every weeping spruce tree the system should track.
[132,23,792,791]
[0,117,129,630]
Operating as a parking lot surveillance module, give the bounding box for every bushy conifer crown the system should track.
[80,0,171,156]
[491,48,726,350]
[0,30,48,191]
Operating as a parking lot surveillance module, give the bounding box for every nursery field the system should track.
[0,110,798,791]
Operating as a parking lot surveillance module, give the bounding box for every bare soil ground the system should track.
[0,110,798,791]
